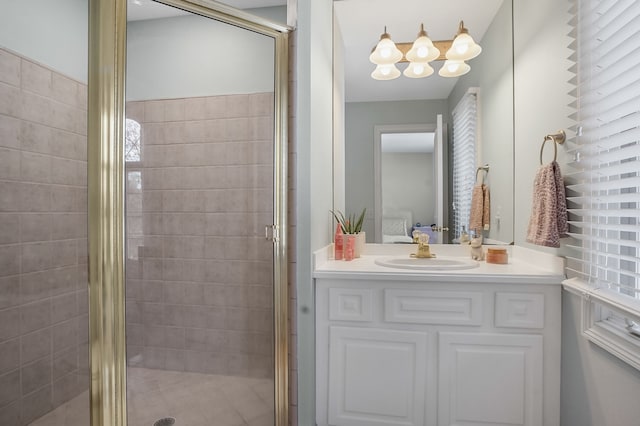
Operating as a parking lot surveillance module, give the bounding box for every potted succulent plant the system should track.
[331,208,367,258]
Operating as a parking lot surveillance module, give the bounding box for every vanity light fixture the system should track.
[372,63,402,80]
[370,21,481,80]
[445,20,482,61]
[438,59,471,78]
[403,62,435,79]
[403,23,439,78]
[369,27,404,65]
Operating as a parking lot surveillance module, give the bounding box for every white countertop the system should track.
[313,243,566,284]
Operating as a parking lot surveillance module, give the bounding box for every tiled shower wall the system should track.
[125,92,275,377]
[0,48,89,424]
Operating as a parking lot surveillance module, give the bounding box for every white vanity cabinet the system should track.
[315,278,561,426]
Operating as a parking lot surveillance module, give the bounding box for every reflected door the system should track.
[375,119,445,244]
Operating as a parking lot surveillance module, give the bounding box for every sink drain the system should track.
[153,418,175,426]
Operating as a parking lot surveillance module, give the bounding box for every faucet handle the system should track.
[418,233,430,244]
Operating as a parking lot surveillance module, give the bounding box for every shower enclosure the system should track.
[123,2,287,424]
[0,0,289,425]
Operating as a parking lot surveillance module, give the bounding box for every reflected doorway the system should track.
[374,115,446,244]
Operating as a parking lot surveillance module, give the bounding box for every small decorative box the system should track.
[486,248,508,264]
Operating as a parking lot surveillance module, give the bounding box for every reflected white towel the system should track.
[526,161,568,247]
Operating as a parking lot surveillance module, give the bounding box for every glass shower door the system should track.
[124,2,280,425]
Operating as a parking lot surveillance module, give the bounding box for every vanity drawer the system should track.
[495,292,545,329]
[329,288,374,322]
[384,289,483,326]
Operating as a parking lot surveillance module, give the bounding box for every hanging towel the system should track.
[469,184,490,233]
[526,161,568,248]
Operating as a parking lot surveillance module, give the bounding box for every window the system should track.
[565,0,640,369]
[125,118,141,162]
[125,118,142,259]
[451,88,479,240]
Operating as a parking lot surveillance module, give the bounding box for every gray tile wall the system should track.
[125,92,275,378]
[0,47,89,425]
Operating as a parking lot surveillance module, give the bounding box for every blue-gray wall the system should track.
[295,1,335,425]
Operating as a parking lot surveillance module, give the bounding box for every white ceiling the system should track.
[127,0,286,21]
[334,0,503,103]
[381,132,434,153]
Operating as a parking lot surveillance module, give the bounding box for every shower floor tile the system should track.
[29,368,275,426]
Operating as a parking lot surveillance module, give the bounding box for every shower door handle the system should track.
[265,225,279,243]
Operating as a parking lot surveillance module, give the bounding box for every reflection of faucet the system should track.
[411,234,436,258]
[431,225,450,233]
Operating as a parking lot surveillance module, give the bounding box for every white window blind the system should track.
[565,0,640,302]
[451,89,478,239]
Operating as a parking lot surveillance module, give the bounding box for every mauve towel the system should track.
[526,161,568,247]
[469,184,490,232]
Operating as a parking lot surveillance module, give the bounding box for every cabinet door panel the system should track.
[385,289,483,325]
[329,326,428,426]
[438,332,543,426]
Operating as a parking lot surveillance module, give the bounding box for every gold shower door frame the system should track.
[87,1,290,425]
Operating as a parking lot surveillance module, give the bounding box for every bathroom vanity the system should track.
[313,244,563,426]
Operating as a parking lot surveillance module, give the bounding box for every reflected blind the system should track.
[451,90,478,239]
[566,0,640,300]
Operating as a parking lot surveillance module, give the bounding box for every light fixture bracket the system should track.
[456,20,469,35]
[395,39,452,63]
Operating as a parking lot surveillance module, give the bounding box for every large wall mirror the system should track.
[334,0,514,245]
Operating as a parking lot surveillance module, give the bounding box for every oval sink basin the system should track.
[374,256,479,271]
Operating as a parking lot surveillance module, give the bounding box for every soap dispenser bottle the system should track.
[334,223,344,260]
[459,226,470,245]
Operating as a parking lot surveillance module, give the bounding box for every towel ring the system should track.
[539,130,565,165]
[475,164,490,184]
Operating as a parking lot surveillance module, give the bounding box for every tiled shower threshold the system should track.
[29,368,274,426]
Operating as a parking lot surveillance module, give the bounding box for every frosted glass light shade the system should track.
[446,24,482,61]
[403,62,434,78]
[438,60,470,77]
[371,63,401,80]
[369,31,403,65]
[406,25,440,63]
